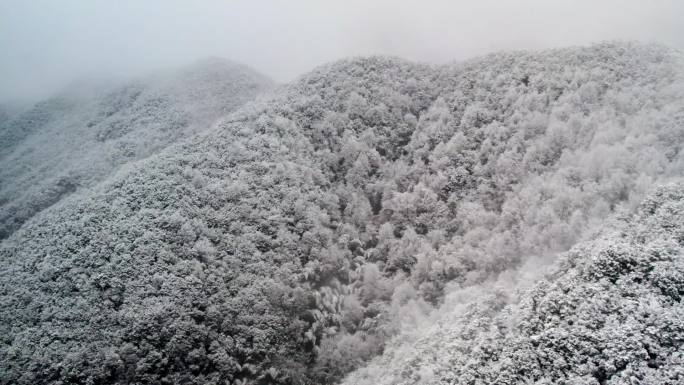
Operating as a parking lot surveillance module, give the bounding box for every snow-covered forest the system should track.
[0,58,272,240]
[344,181,684,384]
[1,42,683,385]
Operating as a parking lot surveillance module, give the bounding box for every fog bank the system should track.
[1,0,683,102]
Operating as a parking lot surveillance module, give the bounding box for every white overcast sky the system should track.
[1,0,683,102]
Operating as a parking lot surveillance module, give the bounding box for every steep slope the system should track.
[344,181,684,385]
[0,102,26,130]
[0,43,683,385]
[0,58,273,239]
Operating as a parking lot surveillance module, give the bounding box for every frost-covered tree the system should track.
[0,58,273,240]
[343,181,684,385]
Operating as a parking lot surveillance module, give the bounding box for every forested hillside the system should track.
[1,42,683,385]
[344,181,684,385]
[0,58,273,239]
[0,102,25,131]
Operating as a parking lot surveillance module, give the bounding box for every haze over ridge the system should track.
[1,0,683,102]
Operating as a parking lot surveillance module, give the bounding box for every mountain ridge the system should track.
[0,58,273,240]
[1,42,683,385]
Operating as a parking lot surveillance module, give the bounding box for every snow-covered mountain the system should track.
[0,58,273,239]
[0,43,683,385]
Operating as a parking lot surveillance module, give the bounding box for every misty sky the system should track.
[1,0,683,102]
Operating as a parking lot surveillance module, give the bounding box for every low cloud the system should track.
[1,0,683,101]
